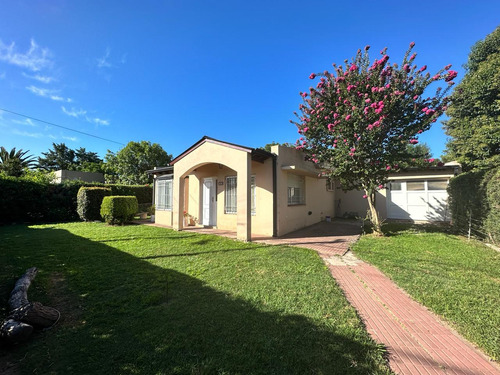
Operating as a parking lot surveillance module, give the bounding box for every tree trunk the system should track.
[366,190,382,235]
[1,267,59,343]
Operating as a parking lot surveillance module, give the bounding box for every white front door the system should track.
[202,178,216,226]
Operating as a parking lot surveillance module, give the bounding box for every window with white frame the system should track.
[288,174,305,205]
[225,176,237,214]
[155,176,173,210]
[224,175,257,214]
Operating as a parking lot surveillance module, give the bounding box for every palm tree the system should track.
[0,147,37,177]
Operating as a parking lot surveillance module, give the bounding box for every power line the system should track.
[0,107,125,146]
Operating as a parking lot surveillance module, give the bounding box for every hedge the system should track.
[0,177,152,225]
[448,166,500,244]
[77,187,112,221]
[100,196,138,225]
[484,168,500,244]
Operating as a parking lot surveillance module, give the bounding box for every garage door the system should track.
[386,179,449,221]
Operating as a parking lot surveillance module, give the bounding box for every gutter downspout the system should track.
[272,154,278,237]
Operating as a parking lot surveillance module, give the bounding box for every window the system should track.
[225,176,237,214]
[224,175,257,214]
[156,176,173,210]
[389,181,402,191]
[326,179,335,191]
[407,181,425,191]
[428,180,448,190]
[288,174,305,205]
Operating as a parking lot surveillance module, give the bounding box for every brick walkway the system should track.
[145,220,500,374]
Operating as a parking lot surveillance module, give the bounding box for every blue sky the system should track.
[1,1,499,161]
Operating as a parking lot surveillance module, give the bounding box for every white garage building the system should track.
[337,162,461,222]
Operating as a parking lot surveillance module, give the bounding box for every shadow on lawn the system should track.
[0,226,388,375]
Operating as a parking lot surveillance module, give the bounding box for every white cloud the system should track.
[22,72,55,83]
[26,85,71,102]
[0,38,52,72]
[87,116,110,126]
[62,135,78,142]
[61,106,87,118]
[12,129,43,138]
[96,48,112,68]
[12,118,37,127]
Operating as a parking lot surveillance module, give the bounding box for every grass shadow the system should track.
[0,224,390,374]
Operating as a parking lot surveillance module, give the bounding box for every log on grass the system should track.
[1,267,59,343]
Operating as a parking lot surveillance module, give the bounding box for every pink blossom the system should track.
[373,120,380,127]
[417,129,423,134]
[365,98,371,103]
[378,184,384,189]
[309,73,316,79]
[410,53,417,60]
[444,64,452,70]
[303,127,309,133]
[362,194,368,199]
[422,107,428,112]
[350,147,356,152]
[425,109,436,116]
[367,124,374,130]
[327,123,334,131]
[349,64,358,72]
[419,65,427,72]
[413,95,419,100]
[410,41,415,48]
[409,139,419,144]
[386,165,391,171]
[403,64,410,72]
[345,114,351,121]
[445,70,458,82]
[428,158,435,163]
[432,74,440,80]
[333,113,339,119]
[301,92,308,98]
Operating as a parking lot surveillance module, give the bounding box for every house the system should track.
[337,162,461,222]
[149,136,459,241]
[53,170,105,184]
[149,136,336,241]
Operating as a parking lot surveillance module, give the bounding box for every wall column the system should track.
[236,153,251,241]
[172,175,185,231]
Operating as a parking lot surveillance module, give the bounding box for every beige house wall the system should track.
[155,209,173,226]
[272,145,335,236]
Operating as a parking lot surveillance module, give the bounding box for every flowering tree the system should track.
[292,43,457,233]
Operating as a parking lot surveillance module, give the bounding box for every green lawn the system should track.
[352,223,500,361]
[0,223,391,375]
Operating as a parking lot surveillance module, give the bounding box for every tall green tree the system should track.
[444,26,500,171]
[293,43,456,233]
[0,147,37,177]
[105,141,172,185]
[38,143,103,171]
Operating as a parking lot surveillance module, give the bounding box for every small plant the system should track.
[77,187,112,221]
[100,196,138,225]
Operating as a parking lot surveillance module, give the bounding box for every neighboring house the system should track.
[337,162,461,222]
[53,170,105,184]
[149,136,336,241]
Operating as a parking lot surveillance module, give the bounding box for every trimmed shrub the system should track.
[77,187,112,221]
[100,196,138,225]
